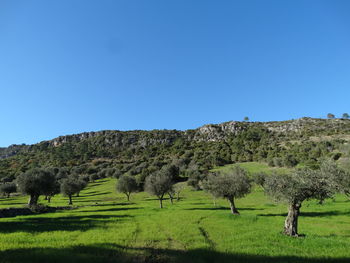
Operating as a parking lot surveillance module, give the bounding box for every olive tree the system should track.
[327,113,335,119]
[173,182,186,201]
[0,182,17,198]
[116,175,138,201]
[342,113,349,119]
[264,161,343,237]
[145,171,174,208]
[60,175,86,205]
[17,168,56,207]
[43,180,60,203]
[203,166,251,214]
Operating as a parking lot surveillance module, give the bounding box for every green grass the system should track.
[0,167,350,263]
[212,161,290,174]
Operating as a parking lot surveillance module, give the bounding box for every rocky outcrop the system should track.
[2,117,350,159]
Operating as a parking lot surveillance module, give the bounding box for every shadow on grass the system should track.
[0,202,28,206]
[258,210,350,217]
[0,243,348,263]
[80,192,112,197]
[0,214,132,233]
[87,202,136,207]
[185,207,263,211]
[79,207,140,213]
[70,199,106,204]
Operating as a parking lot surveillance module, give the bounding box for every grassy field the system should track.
[0,163,350,263]
[212,162,290,174]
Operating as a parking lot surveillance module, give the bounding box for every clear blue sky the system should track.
[1,0,350,146]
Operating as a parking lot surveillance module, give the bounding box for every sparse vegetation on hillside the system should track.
[1,118,350,185]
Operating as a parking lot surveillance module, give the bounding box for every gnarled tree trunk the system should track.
[28,194,39,207]
[228,197,239,215]
[284,203,301,236]
[68,195,73,205]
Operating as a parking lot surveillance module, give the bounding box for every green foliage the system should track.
[263,160,346,236]
[60,174,86,205]
[16,168,57,206]
[145,169,174,208]
[116,175,138,201]
[204,166,251,201]
[1,118,350,184]
[0,182,17,197]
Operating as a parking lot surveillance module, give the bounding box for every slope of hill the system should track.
[1,117,350,180]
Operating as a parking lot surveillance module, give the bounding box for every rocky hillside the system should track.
[1,117,350,180]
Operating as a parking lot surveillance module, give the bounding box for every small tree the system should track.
[116,175,138,201]
[252,172,267,187]
[0,182,17,198]
[168,188,175,204]
[43,180,60,203]
[327,113,335,119]
[76,179,87,197]
[342,113,349,119]
[243,116,249,122]
[173,182,186,201]
[264,161,341,237]
[187,170,206,190]
[60,175,84,205]
[17,168,56,207]
[145,171,174,208]
[203,166,251,214]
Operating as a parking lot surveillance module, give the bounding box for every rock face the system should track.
[191,121,249,141]
[1,118,350,159]
[0,144,30,159]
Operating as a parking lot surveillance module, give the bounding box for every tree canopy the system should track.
[263,160,346,236]
[116,175,138,201]
[204,166,251,214]
[17,168,56,207]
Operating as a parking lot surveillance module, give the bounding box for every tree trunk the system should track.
[168,193,174,204]
[284,203,301,236]
[159,198,163,208]
[228,197,239,215]
[126,193,130,201]
[28,194,39,207]
[76,192,80,197]
[47,196,51,203]
[176,193,180,201]
[68,195,73,205]
[7,193,10,198]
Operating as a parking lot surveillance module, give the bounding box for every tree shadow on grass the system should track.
[0,243,349,263]
[258,210,350,217]
[70,199,106,204]
[80,192,112,197]
[185,207,263,211]
[86,202,136,207]
[0,214,132,233]
[0,202,28,206]
[79,207,140,213]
